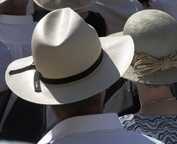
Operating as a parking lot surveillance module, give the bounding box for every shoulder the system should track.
[46,128,164,144]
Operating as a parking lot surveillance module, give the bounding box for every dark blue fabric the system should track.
[85,11,107,36]
[0,90,11,123]
[0,98,46,143]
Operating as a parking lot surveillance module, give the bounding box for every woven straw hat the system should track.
[122,9,177,84]
[5,8,134,105]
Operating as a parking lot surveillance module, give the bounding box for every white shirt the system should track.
[38,113,164,144]
[90,0,143,34]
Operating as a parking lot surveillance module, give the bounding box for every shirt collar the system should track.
[0,15,33,25]
[38,113,122,144]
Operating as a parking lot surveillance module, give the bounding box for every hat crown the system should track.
[32,8,102,79]
[124,9,177,58]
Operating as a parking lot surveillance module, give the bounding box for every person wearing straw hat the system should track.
[32,0,107,36]
[0,0,45,142]
[118,9,177,144]
[104,0,177,115]
[31,0,106,131]
[31,0,140,114]
[5,8,163,144]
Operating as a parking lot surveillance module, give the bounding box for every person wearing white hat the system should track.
[5,8,163,144]
[0,0,45,142]
[31,0,107,132]
[32,0,107,36]
[118,10,177,144]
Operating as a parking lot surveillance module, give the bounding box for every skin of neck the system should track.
[136,83,177,115]
[52,91,105,121]
[0,0,28,15]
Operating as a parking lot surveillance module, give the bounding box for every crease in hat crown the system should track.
[123,9,177,84]
[32,8,102,79]
[33,0,93,11]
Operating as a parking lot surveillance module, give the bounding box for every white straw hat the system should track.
[33,0,93,11]
[122,9,177,84]
[5,8,134,105]
[0,0,7,4]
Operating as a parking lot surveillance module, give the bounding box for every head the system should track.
[0,0,29,15]
[123,10,177,84]
[52,91,106,120]
[122,10,177,114]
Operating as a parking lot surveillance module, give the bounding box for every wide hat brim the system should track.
[113,32,177,85]
[6,35,134,105]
